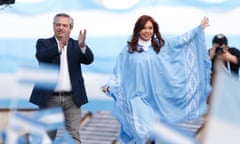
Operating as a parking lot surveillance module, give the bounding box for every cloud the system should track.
[0,6,239,38]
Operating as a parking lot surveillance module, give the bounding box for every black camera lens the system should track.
[215,47,224,54]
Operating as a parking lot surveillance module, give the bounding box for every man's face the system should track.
[53,16,72,40]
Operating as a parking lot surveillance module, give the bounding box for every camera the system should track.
[215,46,224,55]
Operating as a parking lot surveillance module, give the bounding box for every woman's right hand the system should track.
[102,85,109,93]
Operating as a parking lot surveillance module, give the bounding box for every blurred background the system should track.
[0,0,240,112]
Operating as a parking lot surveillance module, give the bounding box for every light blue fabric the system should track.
[106,25,211,143]
[3,107,74,144]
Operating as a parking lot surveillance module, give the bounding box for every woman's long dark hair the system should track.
[128,15,165,54]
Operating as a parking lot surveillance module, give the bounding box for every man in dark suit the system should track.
[30,13,94,143]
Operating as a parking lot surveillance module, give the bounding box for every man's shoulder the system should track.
[229,47,239,51]
[37,37,56,45]
[229,47,240,55]
[37,37,55,41]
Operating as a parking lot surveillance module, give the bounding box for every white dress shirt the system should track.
[54,38,72,91]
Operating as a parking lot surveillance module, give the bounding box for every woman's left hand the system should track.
[201,16,209,29]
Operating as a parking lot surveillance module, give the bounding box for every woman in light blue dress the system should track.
[102,15,211,143]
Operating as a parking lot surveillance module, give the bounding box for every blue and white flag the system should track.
[203,65,240,144]
[16,63,58,90]
[3,107,74,144]
[4,112,51,144]
[149,120,197,144]
[29,107,65,131]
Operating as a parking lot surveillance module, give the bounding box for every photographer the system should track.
[209,34,240,84]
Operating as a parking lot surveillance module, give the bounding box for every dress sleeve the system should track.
[161,25,211,116]
[167,25,204,49]
[105,46,128,92]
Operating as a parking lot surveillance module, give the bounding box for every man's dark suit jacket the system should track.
[30,37,94,107]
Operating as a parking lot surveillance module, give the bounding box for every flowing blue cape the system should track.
[106,26,211,143]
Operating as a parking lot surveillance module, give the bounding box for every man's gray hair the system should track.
[53,13,74,28]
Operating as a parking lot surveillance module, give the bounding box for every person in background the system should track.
[208,34,240,85]
[197,34,240,144]
[102,15,210,143]
[30,13,94,143]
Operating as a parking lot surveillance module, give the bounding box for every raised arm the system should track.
[201,16,210,29]
[166,16,209,49]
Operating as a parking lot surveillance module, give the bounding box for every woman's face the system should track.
[139,20,153,41]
